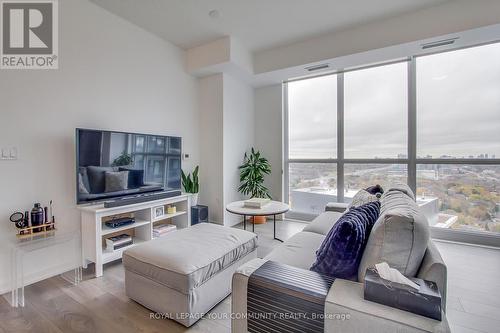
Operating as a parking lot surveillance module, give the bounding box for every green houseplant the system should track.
[238,148,271,223]
[181,166,199,206]
[111,151,133,167]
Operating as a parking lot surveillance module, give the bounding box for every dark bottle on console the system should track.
[24,211,29,227]
[31,203,44,232]
[44,206,50,230]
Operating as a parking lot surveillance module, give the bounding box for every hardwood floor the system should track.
[435,241,500,333]
[1,220,499,333]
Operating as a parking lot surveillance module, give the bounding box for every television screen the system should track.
[76,128,182,204]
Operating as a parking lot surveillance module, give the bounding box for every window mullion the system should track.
[283,83,290,204]
[337,73,345,203]
[408,57,417,194]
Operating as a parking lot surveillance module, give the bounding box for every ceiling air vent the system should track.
[305,63,330,72]
[421,38,458,49]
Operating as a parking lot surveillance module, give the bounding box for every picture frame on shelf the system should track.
[153,206,165,219]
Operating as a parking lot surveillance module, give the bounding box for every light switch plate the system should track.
[1,147,17,160]
[10,147,17,159]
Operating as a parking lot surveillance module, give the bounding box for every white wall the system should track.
[187,37,231,74]
[254,84,283,202]
[198,74,224,224]
[223,74,255,226]
[0,0,199,293]
[197,73,255,226]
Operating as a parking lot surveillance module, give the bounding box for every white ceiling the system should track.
[91,0,451,52]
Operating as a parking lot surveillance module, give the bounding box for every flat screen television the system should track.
[76,128,182,204]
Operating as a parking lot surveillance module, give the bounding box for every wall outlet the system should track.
[1,147,17,160]
[10,147,17,159]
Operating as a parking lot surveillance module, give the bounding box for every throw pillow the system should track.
[365,184,384,198]
[347,189,379,209]
[119,167,145,188]
[105,171,129,192]
[78,173,89,194]
[78,167,91,193]
[357,185,430,282]
[87,166,115,193]
[310,201,381,280]
[384,182,415,200]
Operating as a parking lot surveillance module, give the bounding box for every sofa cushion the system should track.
[365,184,384,196]
[325,202,348,213]
[348,189,380,209]
[78,173,90,194]
[385,183,415,200]
[358,184,430,282]
[78,167,91,193]
[303,211,343,235]
[310,202,381,280]
[119,167,145,188]
[122,223,257,294]
[265,231,325,270]
[417,241,448,311]
[86,166,115,193]
[105,171,129,192]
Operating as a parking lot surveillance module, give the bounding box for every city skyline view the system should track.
[289,163,500,233]
[286,42,500,236]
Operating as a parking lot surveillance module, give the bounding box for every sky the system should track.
[288,42,500,159]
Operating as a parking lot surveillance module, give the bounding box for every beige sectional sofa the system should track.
[232,184,450,333]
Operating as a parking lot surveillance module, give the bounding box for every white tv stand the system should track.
[78,194,193,277]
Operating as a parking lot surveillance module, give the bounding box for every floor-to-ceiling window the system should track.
[286,75,338,214]
[285,42,500,240]
[415,43,500,234]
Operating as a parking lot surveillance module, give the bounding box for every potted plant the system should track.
[111,151,133,167]
[181,166,199,206]
[238,148,271,224]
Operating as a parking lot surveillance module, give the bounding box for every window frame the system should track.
[284,42,500,247]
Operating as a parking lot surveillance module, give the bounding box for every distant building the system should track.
[290,187,456,228]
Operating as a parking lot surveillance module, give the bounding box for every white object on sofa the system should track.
[375,262,420,290]
[123,223,258,327]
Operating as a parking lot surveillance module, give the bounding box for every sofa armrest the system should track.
[232,259,334,333]
[325,279,450,333]
[325,202,348,213]
[417,240,447,312]
[232,258,268,333]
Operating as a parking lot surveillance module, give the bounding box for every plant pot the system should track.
[191,193,199,206]
[250,215,267,224]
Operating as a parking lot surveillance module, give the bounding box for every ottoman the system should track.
[122,223,258,327]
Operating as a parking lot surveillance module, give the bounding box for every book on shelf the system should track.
[105,234,133,251]
[153,223,177,237]
[244,198,271,208]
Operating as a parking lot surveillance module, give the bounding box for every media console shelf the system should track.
[78,194,192,277]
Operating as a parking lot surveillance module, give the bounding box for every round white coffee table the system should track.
[226,201,290,242]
